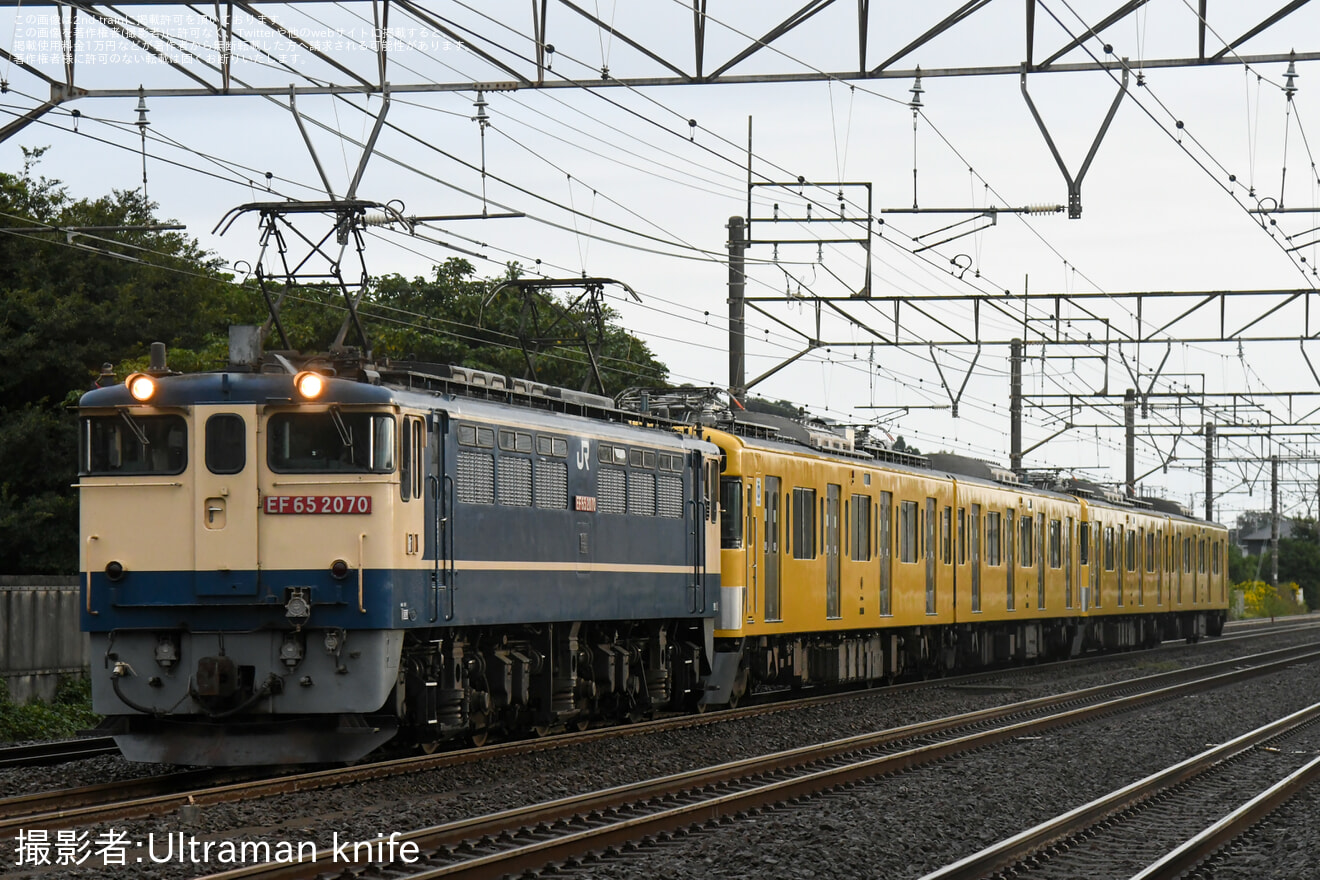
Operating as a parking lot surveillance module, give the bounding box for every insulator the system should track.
[909,67,924,110]
[1023,204,1062,215]
[1284,58,1299,100]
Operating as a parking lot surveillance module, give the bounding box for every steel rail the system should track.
[0,736,117,768]
[1129,752,1320,880]
[921,702,1320,880]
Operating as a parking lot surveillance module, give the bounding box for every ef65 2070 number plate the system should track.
[263,494,372,514]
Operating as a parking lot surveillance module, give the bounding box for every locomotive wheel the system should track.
[727,666,751,709]
[470,711,491,747]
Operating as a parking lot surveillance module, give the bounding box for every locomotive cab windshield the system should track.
[80,412,188,475]
[267,408,397,473]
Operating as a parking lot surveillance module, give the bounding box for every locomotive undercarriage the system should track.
[707,609,1229,706]
[396,620,707,748]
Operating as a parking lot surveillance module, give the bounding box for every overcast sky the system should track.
[2,1,1318,523]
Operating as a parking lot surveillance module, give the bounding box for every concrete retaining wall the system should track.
[0,576,89,705]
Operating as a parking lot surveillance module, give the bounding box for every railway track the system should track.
[186,641,1320,880]
[2,630,1309,839]
[920,702,1320,879]
[0,736,117,768]
[5,634,1313,837]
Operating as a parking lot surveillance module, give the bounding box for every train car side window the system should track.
[1126,530,1137,572]
[721,478,744,548]
[1048,519,1062,568]
[985,512,1002,566]
[957,508,966,565]
[1078,522,1090,566]
[82,414,187,475]
[850,494,871,561]
[630,449,645,467]
[1146,531,1156,572]
[1104,526,1115,571]
[899,500,919,564]
[792,488,817,559]
[940,506,952,565]
[205,414,245,475]
[1019,515,1034,567]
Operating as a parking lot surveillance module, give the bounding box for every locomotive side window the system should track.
[457,424,495,449]
[537,435,569,458]
[401,416,425,501]
[82,414,187,475]
[268,411,396,473]
[205,414,245,475]
[721,478,744,548]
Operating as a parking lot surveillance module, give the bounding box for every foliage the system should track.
[0,676,99,743]
[1231,580,1307,620]
[364,263,668,392]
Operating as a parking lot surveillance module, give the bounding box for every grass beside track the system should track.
[0,678,99,743]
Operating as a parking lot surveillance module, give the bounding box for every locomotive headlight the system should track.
[105,561,125,582]
[294,371,325,399]
[330,559,349,579]
[125,372,155,401]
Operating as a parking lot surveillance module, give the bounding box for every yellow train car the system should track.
[699,417,1229,708]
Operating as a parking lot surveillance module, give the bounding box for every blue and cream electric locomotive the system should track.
[80,342,721,764]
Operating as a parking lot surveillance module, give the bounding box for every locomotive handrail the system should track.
[85,534,98,616]
[73,481,183,488]
[357,533,367,613]
[442,474,456,622]
[268,478,391,486]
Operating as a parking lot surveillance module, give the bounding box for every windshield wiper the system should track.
[119,408,150,446]
[329,406,354,450]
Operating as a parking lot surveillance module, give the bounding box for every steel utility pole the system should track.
[728,216,746,400]
[1271,454,1280,587]
[1125,388,1136,497]
[1010,338,1022,473]
[1205,421,1215,522]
